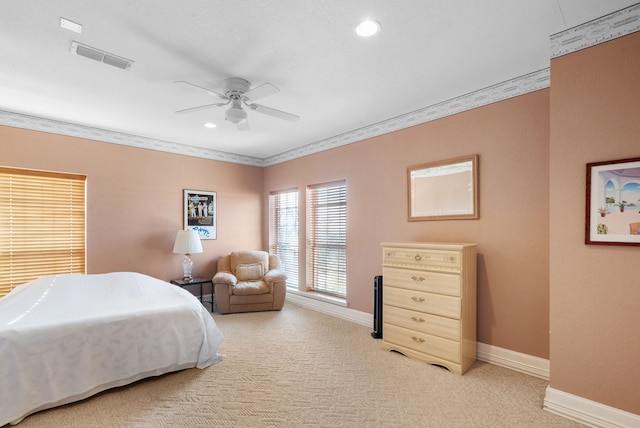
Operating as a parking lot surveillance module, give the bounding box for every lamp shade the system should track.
[172,229,203,254]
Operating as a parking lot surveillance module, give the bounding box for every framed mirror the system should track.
[407,154,479,221]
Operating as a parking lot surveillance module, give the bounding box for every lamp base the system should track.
[182,254,194,282]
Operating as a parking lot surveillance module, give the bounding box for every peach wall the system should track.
[2,88,552,362]
[550,33,640,414]
[2,29,638,419]
[0,126,264,286]
[264,89,551,358]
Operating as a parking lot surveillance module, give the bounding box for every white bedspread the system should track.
[0,272,223,426]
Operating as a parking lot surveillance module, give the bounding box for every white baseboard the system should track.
[286,293,549,378]
[286,294,639,428]
[544,387,640,428]
[285,292,372,327]
[476,342,550,380]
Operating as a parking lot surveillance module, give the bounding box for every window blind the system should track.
[269,189,299,288]
[0,167,86,297]
[306,180,346,298]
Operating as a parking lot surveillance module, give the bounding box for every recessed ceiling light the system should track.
[204,122,216,129]
[60,17,82,34]
[355,20,380,37]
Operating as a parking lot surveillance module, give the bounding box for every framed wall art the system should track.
[183,190,217,239]
[408,154,479,221]
[586,156,640,246]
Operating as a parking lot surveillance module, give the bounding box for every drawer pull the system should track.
[414,254,421,261]
[411,296,425,303]
[411,316,425,323]
[411,336,425,343]
[411,276,425,282]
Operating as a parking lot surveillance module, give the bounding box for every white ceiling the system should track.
[0,1,637,161]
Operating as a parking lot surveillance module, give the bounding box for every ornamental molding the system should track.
[551,4,640,58]
[0,111,265,167]
[2,4,638,167]
[263,69,549,166]
[1,68,549,168]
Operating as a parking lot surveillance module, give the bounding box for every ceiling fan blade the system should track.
[238,120,250,131]
[249,103,300,122]
[174,80,226,99]
[243,83,279,102]
[175,103,226,114]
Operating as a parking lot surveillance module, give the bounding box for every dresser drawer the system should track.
[383,267,460,296]
[384,286,461,319]
[383,247,461,271]
[384,305,460,341]
[383,324,460,363]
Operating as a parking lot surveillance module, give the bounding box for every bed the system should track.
[0,272,224,426]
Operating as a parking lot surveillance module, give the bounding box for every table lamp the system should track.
[172,229,203,281]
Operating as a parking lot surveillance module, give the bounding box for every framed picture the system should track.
[586,157,640,246]
[183,190,217,240]
[407,154,479,221]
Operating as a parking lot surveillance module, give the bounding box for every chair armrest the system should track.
[213,271,237,286]
[264,269,287,285]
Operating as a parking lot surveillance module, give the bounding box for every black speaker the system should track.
[371,275,383,339]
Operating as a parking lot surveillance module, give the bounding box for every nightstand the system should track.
[170,277,214,312]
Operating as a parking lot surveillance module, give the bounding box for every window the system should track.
[306,180,347,298]
[0,167,86,297]
[269,189,298,289]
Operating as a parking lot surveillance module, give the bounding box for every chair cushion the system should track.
[235,263,264,281]
[233,280,270,295]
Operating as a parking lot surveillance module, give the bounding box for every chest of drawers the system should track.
[381,242,477,375]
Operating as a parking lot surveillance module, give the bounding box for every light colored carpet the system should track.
[15,302,583,427]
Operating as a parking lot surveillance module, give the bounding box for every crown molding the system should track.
[2,4,638,167]
[263,69,550,166]
[0,70,550,168]
[0,111,266,167]
[551,3,640,59]
[267,3,640,166]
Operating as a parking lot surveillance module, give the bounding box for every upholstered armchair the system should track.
[212,250,287,314]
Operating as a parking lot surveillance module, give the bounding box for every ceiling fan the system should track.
[175,77,299,130]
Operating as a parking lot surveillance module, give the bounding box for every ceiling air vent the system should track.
[70,41,133,70]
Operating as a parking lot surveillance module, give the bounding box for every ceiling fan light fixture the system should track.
[356,20,380,37]
[225,106,247,124]
[176,77,299,128]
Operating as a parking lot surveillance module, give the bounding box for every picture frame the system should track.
[407,154,479,221]
[585,156,640,246]
[183,190,217,240]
